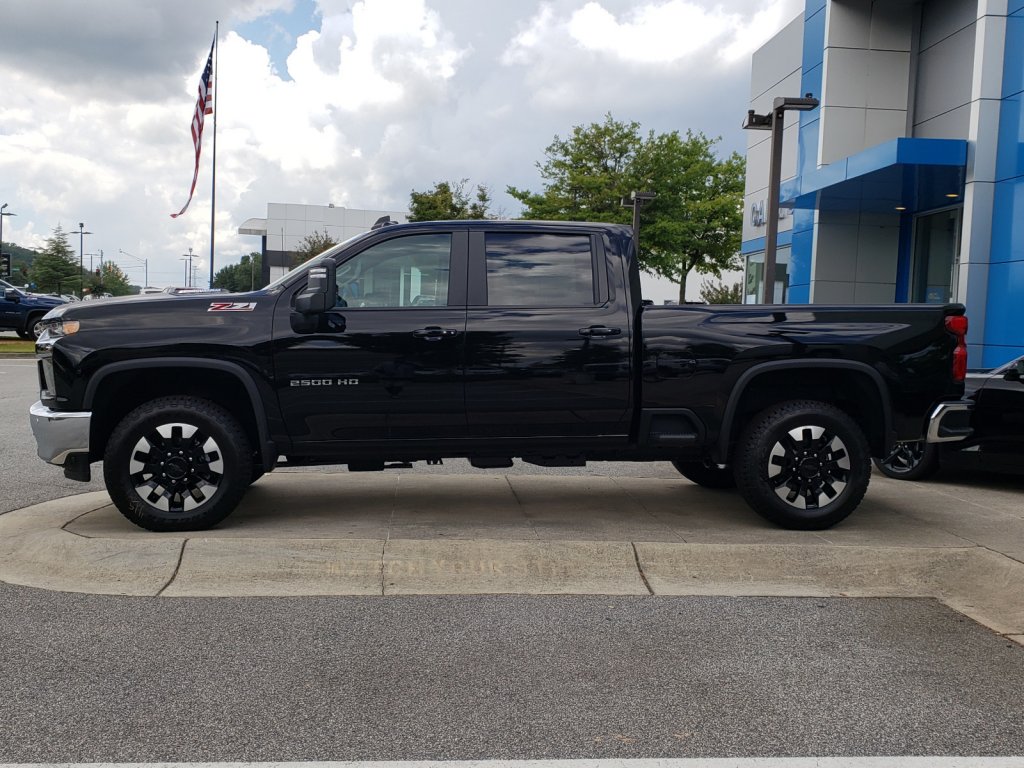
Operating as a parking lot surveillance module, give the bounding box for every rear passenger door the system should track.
[463,228,632,443]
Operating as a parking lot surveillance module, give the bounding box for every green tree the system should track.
[408,179,492,221]
[29,225,81,296]
[698,278,743,304]
[508,116,745,302]
[88,262,134,296]
[291,230,338,268]
[507,113,642,223]
[634,131,745,303]
[213,252,265,292]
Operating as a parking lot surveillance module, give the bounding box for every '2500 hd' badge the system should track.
[208,302,257,311]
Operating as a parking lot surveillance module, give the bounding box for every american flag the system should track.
[171,36,215,218]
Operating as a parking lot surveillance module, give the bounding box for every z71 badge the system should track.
[208,302,258,312]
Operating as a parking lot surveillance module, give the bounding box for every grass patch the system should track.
[0,338,36,354]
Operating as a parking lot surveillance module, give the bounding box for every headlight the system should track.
[44,318,80,337]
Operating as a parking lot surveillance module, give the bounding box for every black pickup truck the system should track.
[29,220,972,532]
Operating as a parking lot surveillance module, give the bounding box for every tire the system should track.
[872,440,940,480]
[22,314,46,341]
[103,396,252,532]
[671,459,736,489]
[734,400,871,530]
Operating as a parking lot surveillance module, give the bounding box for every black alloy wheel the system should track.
[872,440,940,480]
[104,396,252,531]
[734,400,871,530]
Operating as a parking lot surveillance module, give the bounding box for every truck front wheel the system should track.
[734,400,870,530]
[103,396,252,532]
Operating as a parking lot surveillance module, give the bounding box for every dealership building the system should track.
[239,203,408,285]
[743,0,1024,367]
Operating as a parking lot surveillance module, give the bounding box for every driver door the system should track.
[273,230,468,445]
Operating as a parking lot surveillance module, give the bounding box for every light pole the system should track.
[743,93,819,304]
[620,189,656,249]
[0,204,15,280]
[118,248,148,289]
[180,247,194,287]
[73,222,93,298]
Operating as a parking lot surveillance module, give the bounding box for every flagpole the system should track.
[209,20,219,288]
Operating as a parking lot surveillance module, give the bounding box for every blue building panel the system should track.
[800,64,823,122]
[797,118,820,179]
[802,3,826,75]
[995,92,1023,182]
[789,227,815,298]
[991,180,1024,264]
[981,260,1024,357]
[741,230,794,255]
[1003,14,1024,98]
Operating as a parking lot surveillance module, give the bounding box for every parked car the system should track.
[874,354,1024,479]
[0,279,68,340]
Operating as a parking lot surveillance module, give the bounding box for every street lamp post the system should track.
[118,249,148,289]
[73,222,93,298]
[620,190,656,243]
[180,247,194,287]
[743,94,819,304]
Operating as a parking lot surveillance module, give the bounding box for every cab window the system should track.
[335,234,451,308]
[484,232,595,307]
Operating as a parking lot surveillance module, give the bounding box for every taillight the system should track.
[945,315,968,381]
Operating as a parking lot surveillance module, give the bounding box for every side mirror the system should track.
[4,288,20,302]
[1004,360,1024,382]
[293,260,336,315]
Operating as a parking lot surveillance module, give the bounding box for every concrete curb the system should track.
[1,480,1023,644]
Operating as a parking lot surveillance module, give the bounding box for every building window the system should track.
[744,247,790,304]
[911,208,961,304]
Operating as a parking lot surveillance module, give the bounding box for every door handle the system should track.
[579,325,621,337]
[412,326,459,340]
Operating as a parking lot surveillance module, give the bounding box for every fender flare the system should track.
[83,357,276,469]
[716,359,892,462]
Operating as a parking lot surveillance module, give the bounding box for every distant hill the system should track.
[1,242,40,283]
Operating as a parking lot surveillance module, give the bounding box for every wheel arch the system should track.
[22,309,46,334]
[717,360,892,462]
[84,358,275,470]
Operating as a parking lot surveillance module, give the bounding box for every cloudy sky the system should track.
[0,0,802,299]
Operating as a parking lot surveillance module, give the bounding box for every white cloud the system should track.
[0,0,802,298]
[505,0,803,67]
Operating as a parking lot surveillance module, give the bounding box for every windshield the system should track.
[264,230,371,291]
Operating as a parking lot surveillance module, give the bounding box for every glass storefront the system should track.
[744,246,790,304]
[911,207,961,304]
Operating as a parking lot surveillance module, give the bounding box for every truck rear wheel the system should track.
[103,396,252,532]
[734,400,870,530]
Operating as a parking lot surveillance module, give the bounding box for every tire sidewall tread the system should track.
[734,399,871,530]
[103,396,252,532]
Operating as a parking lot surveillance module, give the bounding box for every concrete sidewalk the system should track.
[1,471,1023,643]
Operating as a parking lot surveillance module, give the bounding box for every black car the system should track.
[875,354,1024,479]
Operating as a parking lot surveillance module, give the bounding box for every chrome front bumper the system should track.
[926,400,974,443]
[29,400,91,465]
